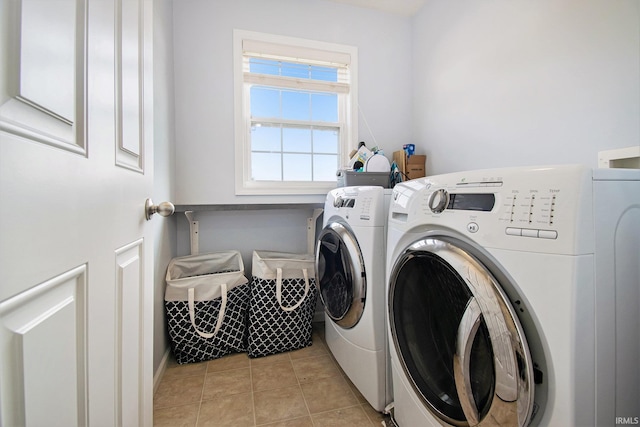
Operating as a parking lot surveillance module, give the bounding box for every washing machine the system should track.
[385,165,640,426]
[315,185,392,412]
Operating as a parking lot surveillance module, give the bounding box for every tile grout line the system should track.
[294,350,317,427]
[195,363,207,427]
[250,356,257,427]
[194,400,203,427]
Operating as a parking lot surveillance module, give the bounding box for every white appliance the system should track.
[315,186,392,412]
[385,165,640,426]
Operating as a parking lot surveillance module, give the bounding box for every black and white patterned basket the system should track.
[247,251,318,358]
[164,251,249,364]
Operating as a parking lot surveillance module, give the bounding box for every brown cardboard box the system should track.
[393,151,426,180]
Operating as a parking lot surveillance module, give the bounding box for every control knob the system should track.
[428,189,449,213]
[334,196,343,208]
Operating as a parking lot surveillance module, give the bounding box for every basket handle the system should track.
[276,268,310,312]
[188,283,227,339]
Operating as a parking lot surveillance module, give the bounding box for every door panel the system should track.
[19,0,76,122]
[0,0,84,153]
[0,265,87,427]
[117,0,143,170]
[116,239,144,426]
[0,0,153,425]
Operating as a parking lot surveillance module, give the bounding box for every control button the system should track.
[467,222,479,233]
[538,230,558,239]
[506,227,522,236]
[522,228,539,238]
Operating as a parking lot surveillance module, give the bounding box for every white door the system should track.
[0,0,155,425]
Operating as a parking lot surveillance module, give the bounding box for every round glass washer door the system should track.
[315,221,366,329]
[389,237,535,427]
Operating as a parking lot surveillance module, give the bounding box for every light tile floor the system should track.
[154,322,390,426]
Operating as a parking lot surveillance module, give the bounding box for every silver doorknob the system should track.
[145,198,175,220]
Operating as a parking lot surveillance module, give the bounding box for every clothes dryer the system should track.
[385,165,640,426]
[316,186,392,412]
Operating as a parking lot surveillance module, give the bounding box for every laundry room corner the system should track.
[151,0,178,389]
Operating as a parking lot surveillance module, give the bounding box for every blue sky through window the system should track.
[312,93,338,122]
[250,87,338,123]
[250,87,279,119]
[248,59,340,182]
[313,129,338,153]
[249,59,338,82]
[282,91,310,121]
[283,127,311,152]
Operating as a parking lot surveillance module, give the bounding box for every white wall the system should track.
[172,0,413,205]
[411,0,640,175]
[152,0,177,375]
[176,208,320,276]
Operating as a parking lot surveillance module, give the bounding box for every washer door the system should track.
[389,237,535,427]
[315,221,366,329]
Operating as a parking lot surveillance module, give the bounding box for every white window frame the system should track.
[233,29,358,195]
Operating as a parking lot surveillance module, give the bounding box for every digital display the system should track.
[337,198,356,208]
[447,194,495,212]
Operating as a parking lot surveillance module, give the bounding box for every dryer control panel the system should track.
[389,165,596,255]
[324,185,387,227]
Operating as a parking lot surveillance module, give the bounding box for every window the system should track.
[234,30,358,195]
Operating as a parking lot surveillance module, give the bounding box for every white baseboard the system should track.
[153,348,171,395]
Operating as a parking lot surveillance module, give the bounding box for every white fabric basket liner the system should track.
[251,250,315,280]
[165,251,248,302]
